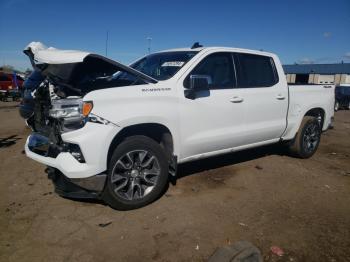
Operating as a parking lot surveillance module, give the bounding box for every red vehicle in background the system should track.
[0,72,24,101]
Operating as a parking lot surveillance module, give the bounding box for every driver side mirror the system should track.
[185,75,211,99]
[190,74,211,90]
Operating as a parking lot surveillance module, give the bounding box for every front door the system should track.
[178,52,246,160]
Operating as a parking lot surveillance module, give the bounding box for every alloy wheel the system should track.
[110,150,161,201]
[302,123,320,153]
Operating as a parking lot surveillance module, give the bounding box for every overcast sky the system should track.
[0,0,349,70]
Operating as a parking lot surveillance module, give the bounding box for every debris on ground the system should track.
[324,185,331,189]
[153,232,168,241]
[210,176,225,183]
[98,221,112,227]
[209,241,262,262]
[195,244,199,250]
[270,246,284,257]
[255,165,263,170]
[238,222,248,227]
[340,171,350,176]
[191,186,200,192]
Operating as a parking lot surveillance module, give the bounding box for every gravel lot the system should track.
[1,102,349,262]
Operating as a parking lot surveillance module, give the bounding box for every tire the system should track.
[102,135,169,210]
[334,101,339,111]
[288,116,321,159]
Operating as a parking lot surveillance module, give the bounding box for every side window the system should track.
[235,53,278,88]
[184,52,235,89]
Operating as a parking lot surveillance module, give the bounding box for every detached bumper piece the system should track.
[45,167,106,199]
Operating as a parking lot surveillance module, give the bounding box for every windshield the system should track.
[130,51,198,80]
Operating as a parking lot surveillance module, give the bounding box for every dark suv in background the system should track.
[335,85,350,111]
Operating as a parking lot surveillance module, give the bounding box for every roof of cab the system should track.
[155,46,276,57]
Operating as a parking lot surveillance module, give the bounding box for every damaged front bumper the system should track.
[25,121,120,196]
[45,167,106,199]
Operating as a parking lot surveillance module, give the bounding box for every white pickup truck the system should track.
[20,42,335,210]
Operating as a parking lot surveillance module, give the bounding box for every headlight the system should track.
[49,98,83,119]
[49,99,94,133]
[49,99,94,119]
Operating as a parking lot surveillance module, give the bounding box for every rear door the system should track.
[233,53,288,145]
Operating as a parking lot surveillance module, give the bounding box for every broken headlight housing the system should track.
[49,98,94,119]
[49,98,93,132]
[49,98,83,118]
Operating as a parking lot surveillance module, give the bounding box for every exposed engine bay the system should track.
[20,42,157,159]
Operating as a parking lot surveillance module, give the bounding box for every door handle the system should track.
[276,94,286,100]
[230,96,244,103]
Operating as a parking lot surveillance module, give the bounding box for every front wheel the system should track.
[288,116,321,158]
[102,135,169,210]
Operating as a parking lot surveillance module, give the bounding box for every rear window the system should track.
[235,53,278,88]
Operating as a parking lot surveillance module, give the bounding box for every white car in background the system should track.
[20,42,335,210]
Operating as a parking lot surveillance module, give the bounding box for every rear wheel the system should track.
[288,116,321,158]
[102,135,169,210]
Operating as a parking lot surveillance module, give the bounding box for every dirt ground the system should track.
[0,102,349,262]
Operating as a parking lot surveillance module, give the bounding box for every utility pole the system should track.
[146,37,152,54]
[105,30,109,57]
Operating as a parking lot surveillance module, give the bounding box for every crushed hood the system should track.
[23,42,157,86]
[24,42,90,64]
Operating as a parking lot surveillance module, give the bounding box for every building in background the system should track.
[283,63,350,85]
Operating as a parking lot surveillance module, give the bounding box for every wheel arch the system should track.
[107,123,175,168]
[282,106,327,141]
[304,107,325,128]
